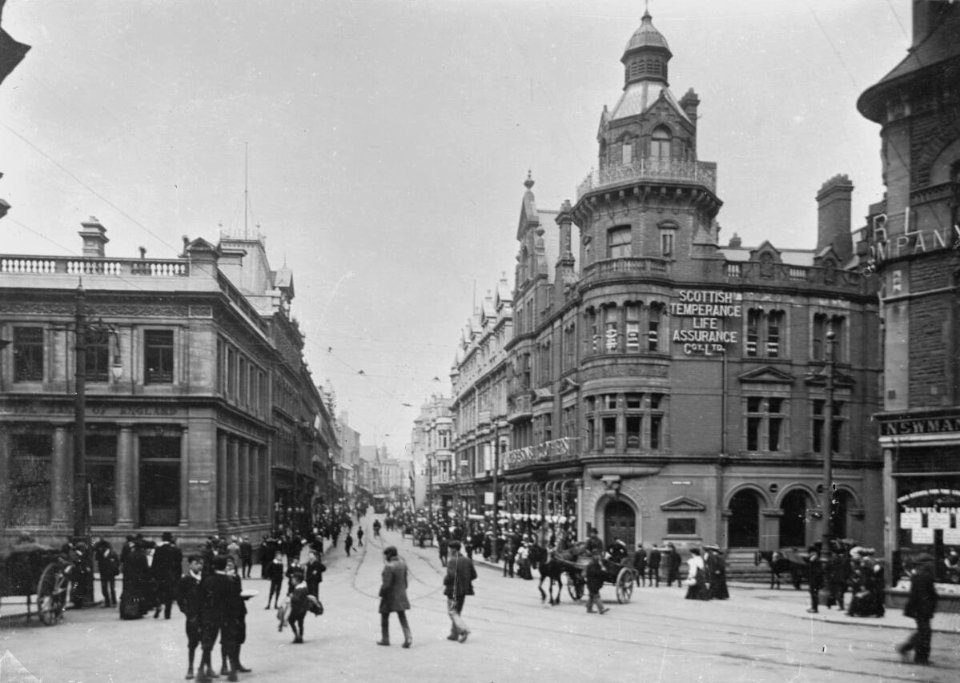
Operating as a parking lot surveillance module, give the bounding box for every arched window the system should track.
[651,127,671,162]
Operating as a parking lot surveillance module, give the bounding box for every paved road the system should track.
[1,520,957,682]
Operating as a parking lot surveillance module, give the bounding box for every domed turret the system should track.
[621,10,671,87]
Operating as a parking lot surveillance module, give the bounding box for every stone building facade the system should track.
[0,221,334,548]
[857,0,960,584]
[449,11,884,564]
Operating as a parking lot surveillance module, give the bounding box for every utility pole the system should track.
[73,283,89,540]
[821,328,837,557]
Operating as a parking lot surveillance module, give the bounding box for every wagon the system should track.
[555,553,638,604]
[0,541,75,625]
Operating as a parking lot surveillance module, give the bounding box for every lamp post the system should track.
[73,284,89,540]
[821,328,837,557]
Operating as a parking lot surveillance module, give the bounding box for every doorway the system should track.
[603,499,636,547]
[728,489,761,548]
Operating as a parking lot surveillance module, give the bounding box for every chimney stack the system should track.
[816,175,854,263]
[79,217,108,257]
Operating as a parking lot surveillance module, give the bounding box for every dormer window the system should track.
[651,126,671,162]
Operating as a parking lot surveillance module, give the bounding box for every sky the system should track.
[0,0,912,458]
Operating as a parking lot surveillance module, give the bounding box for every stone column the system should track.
[229,437,240,523]
[0,428,10,527]
[239,441,250,523]
[116,427,136,527]
[51,426,71,528]
[217,433,228,527]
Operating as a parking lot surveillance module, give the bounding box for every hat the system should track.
[161,532,174,542]
[212,556,228,571]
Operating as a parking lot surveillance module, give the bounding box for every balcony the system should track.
[503,437,581,471]
[577,159,717,200]
[581,256,672,285]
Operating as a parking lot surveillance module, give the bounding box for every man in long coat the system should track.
[443,540,477,642]
[897,554,938,665]
[377,546,412,647]
[152,532,183,619]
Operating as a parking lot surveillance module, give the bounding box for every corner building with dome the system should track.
[447,11,884,571]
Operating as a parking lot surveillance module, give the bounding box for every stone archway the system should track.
[728,489,762,549]
[779,488,814,549]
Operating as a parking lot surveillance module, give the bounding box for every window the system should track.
[139,435,181,526]
[648,305,662,352]
[746,309,786,358]
[622,139,633,165]
[608,226,632,258]
[9,433,52,526]
[812,399,845,454]
[602,416,617,449]
[626,415,642,449]
[667,518,696,535]
[625,305,641,352]
[85,334,110,383]
[144,330,174,384]
[13,326,43,382]
[745,396,787,453]
[651,127,671,161]
[813,314,845,361]
[661,231,675,257]
[87,434,117,526]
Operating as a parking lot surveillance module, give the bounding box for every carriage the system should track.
[533,542,638,604]
[0,540,76,625]
[561,554,638,604]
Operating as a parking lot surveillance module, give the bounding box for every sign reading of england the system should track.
[669,289,742,355]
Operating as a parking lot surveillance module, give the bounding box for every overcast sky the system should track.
[0,0,911,458]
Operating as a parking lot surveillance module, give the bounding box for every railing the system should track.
[722,261,864,290]
[503,437,580,471]
[0,256,189,277]
[577,159,717,199]
[581,256,671,281]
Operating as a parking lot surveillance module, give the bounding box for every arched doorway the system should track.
[603,499,636,547]
[779,489,812,549]
[728,489,762,548]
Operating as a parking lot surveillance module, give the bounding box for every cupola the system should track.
[621,10,671,87]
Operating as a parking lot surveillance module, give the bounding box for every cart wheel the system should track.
[567,575,584,601]
[616,568,635,603]
[37,562,68,625]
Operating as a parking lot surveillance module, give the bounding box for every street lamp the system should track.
[821,328,837,557]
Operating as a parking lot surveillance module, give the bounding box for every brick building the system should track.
[0,221,334,548]
[857,0,960,584]
[449,11,884,564]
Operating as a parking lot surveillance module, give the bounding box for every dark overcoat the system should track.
[444,555,477,599]
[904,566,938,620]
[379,558,411,614]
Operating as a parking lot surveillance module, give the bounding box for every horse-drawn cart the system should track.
[0,541,74,625]
[545,546,637,604]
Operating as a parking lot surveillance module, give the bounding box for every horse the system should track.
[528,544,564,605]
[754,549,806,590]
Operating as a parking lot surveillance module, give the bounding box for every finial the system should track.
[524,170,534,190]
[643,0,651,20]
